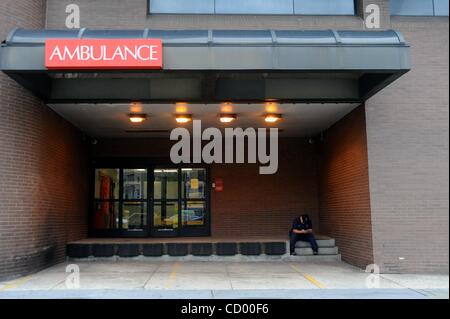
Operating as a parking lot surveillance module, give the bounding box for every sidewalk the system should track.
[0,260,448,299]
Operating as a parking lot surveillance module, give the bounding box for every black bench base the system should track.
[66,241,287,258]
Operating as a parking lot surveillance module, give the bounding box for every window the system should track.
[123,202,147,230]
[294,0,356,15]
[434,0,450,16]
[181,168,207,227]
[149,0,356,15]
[150,0,214,14]
[123,169,147,200]
[91,165,209,236]
[122,169,148,230]
[391,0,449,16]
[153,169,179,229]
[93,168,149,231]
[93,169,120,229]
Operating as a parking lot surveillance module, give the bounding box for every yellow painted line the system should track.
[0,275,33,291]
[289,264,326,289]
[165,262,181,288]
[303,273,326,289]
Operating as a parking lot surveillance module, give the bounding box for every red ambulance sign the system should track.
[45,39,163,70]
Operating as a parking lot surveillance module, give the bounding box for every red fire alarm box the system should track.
[214,178,224,192]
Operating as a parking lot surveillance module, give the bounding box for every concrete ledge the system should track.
[142,244,164,257]
[117,244,140,257]
[296,239,335,248]
[68,254,343,262]
[295,247,339,256]
[191,243,213,256]
[216,243,237,256]
[284,254,342,262]
[167,243,189,256]
[240,242,261,256]
[91,244,115,257]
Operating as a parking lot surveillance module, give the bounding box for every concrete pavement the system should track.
[0,260,448,299]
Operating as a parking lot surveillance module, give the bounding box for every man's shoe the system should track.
[290,252,297,256]
[313,251,319,255]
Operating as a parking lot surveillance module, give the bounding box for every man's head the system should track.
[300,214,310,223]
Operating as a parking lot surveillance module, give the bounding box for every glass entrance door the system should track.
[150,167,210,237]
[179,168,208,236]
[151,168,180,236]
[122,168,148,233]
[90,162,209,238]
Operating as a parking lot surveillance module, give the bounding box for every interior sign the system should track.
[45,39,163,69]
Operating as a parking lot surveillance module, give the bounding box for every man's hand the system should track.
[293,229,313,234]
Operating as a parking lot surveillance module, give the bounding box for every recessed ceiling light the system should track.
[264,114,282,123]
[219,114,237,123]
[175,114,192,124]
[129,114,147,123]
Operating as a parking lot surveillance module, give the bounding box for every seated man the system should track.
[289,214,319,255]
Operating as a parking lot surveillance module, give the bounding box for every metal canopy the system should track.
[0,29,410,104]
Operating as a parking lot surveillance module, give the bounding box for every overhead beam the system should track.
[44,75,363,103]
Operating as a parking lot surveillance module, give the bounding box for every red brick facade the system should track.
[0,0,89,280]
[318,105,374,268]
[211,139,319,237]
[0,88,89,279]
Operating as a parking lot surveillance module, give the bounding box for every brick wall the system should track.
[90,137,320,238]
[211,139,319,238]
[318,105,373,269]
[366,17,449,273]
[0,0,89,280]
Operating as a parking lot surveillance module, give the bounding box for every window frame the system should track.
[390,0,449,17]
[147,0,358,16]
